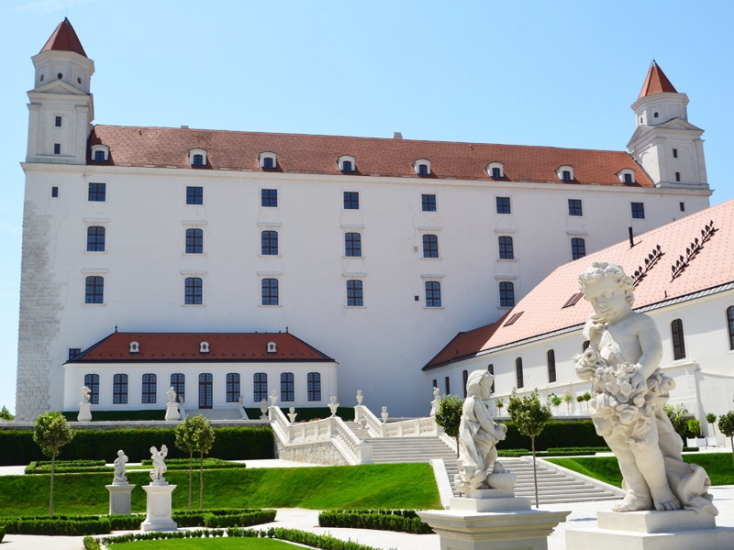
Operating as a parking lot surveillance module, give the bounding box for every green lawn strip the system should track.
[547,452,734,487]
[110,539,300,549]
[0,463,439,517]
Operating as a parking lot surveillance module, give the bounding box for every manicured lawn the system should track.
[0,463,440,517]
[110,538,301,549]
[547,452,734,487]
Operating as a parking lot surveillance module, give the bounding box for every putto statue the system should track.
[455,370,508,493]
[167,387,177,404]
[113,449,128,483]
[80,386,91,403]
[149,445,168,483]
[575,262,715,513]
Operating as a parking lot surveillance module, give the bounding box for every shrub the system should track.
[318,509,433,534]
[0,526,4,543]
[498,419,606,450]
[0,517,110,536]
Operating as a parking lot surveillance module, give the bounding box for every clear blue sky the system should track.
[1,0,732,415]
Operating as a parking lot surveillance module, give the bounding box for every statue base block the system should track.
[164,403,179,421]
[106,483,135,515]
[566,510,734,550]
[141,483,177,531]
[77,402,92,422]
[420,496,569,550]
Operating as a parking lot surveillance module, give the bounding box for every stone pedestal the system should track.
[106,483,135,515]
[164,402,179,421]
[140,482,177,532]
[419,492,569,550]
[566,509,734,550]
[77,402,92,422]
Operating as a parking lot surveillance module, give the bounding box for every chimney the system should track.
[393,132,403,139]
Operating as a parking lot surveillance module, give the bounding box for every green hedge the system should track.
[140,458,244,470]
[498,420,606,451]
[62,410,166,422]
[0,526,4,543]
[25,461,113,475]
[0,426,273,465]
[319,509,432,534]
[0,517,111,536]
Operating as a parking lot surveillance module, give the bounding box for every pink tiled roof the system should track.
[70,332,334,362]
[638,61,677,98]
[40,18,87,58]
[88,125,653,187]
[426,200,734,369]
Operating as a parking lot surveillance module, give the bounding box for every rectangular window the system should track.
[261,230,279,255]
[547,350,556,383]
[344,191,359,210]
[568,199,582,216]
[52,186,59,197]
[113,374,128,405]
[261,278,279,306]
[680,202,685,212]
[673,148,678,158]
[88,183,106,202]
[84,373,99,405]
[307,372,321,402]
[345,233,362,257]
[675,172,681,182]
[444,376,450,395]
[498,236,514,260]
[253,373,268,403]
[226,373,240,403]
[185,228,203,254]
[94,150,106,162]
[85,276,104,304]
[170,373,185,403]
[422,234,439,258]
[425,281,442,307]
[422,194,436,212]
[142,373,157,404]
[54,143,61,155]
[69,348,81,360]
[499,281,515,307]
[261,189,278,207]
[186,186,203,205]
[631,202,645,219]
[516,358,524,389]
[571,237,586,260]
[347,279,363,306]
[624,173,633,184]
[55,116,62,127]
[185,277,203,305]
[280,372,295,402]
[87,226,106,252]
[496,197,511,214]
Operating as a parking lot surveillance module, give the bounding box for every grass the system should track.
[547,452,734,487]
[110,539,301,549]
[0,463,440,517]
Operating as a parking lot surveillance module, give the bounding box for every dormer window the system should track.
[556,165,574,182]
[91,145,109,162]
[267,342,277,354]
[338,156,356,173]
[129,341,140,354]
[486,162,504,179]
[199,341,210,354]
[618,169,635,185]
[414,159,431,176]
[189,149,207,167]
[259,152,277,170]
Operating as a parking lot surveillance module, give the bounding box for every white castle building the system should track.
[16,19,712,421]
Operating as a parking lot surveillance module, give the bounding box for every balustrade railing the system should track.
[354,405,438,437]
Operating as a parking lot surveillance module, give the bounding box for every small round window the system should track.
[654,112,659,118]
[57,73,63,79]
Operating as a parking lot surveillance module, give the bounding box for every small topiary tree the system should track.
[495,398,504,415]
[562,391,574,415]
[718,411,734,465]
[549,393,562,413]
[508,390,552,508]
[175,415,198,510]
[435,394,463,457]
[582,392,591,411]
[687,418,702,439]
[706,413,717,438]
[194,416,216,509]
[33,412,74,516]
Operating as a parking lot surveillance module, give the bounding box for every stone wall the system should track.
[275,439,348,466]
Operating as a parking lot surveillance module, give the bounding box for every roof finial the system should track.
[286,326,289,333]
[115,325,118,333]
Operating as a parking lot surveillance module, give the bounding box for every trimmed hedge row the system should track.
[0,517,111,536]
[62,410,166,422]
[498,420,606,451]
[25,461,113,475]
[140,457,244,470]
[0,426,273,465]
[319,509,432,534]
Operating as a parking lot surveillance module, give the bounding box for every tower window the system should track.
[52,187,58,198]
[261,189,278,207]
[185,228,203,254]
[345,233,362,257]
[673,148,678,158]
[496,197,511,214]
[343,192,359,210]
[185,277,203,305]
[261,230,279,255]
[422,234,439,258]
[631,202,645,219]
[680,202,685,212]
[261,278,279,306]
[499,281,515,307]
[422,194,436,212]
[55,116,62,127]
[571,238,586,260]
[87,226,106,252]
[498,236,514,260]
[88,183,106,202]
[568,199,583,216]
[425,281,442,308]
[675,172,681,182]
[347,279,364,306]
[54,143,61,155]
[186,186,203,205]
[85,276,104,304]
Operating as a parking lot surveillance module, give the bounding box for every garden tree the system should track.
[706,413,717,437]
[495,398,504,415]
[582,392,591,411]
[562,391,574,415]
[687,419,702,439]
[435,394,463,457]
[663,403,691,440]
[718,411,734,465]
[32,412,74,516]
[507,390,552,508]
[175,415,200,510]
[0,406,14,421]
[549,393,562,413]
[175,414,216,509]
[576,395,584,411]
[195,416,216,509]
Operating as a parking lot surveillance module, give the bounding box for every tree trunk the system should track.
[188,451,193,511]
[531,436,539,508]
[199,451,204,509]
[49,451,56,517]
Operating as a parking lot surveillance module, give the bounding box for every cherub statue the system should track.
[80,386,91,404]
[575,262,715,514]
[149,444,168,482]
[430,386,441,416]
[167,387,177,404]
[113,449,128,483]
[455,370,507,492]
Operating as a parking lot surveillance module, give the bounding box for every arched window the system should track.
[192,154,204,166]
[85,276,104,304]
[728,307,734,350]
[199,373,213,408]
[499,281,515,308]
[170,373,185,403]
[462,370,469,398]
[113,374,128,404]
[498,236,514,260]
[671,319,686,360]
[571,238,586,260]
[253,373,268,402]
[345,233,362,257]
[423,234,439,258]
[487,364,495,393]
[261,278,279,306]
[84,373,99,405]
[281,372,294,402]
[261,230,279,255]
[142,373,157,404]
[185,277,202,305]
[547,350,556,383]
[87,226,105,252]
[226,373,240,403]
[307,372,321,401]
[425,281,441,308]
[185,228,203,254]
[346,279,363,307]
[515,357,524,389]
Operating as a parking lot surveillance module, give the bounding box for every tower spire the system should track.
[638,60,677,98]
[40,17,87,58]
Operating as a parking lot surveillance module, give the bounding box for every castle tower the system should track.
[627,61,708,188]
[26,18,94,164]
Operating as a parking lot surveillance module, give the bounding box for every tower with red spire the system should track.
[26,18,94,165]
[627,61,708,188]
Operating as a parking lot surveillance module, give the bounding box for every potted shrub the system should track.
[706,413,718,447]
[686,418,706,448]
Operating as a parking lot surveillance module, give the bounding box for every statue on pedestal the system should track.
[81,386,91,403]
[575,262,715,514]
[328,396,339,417]
[455,370,508,493]
[430,386,441,416]
[149,445,168,483]
[167,387,177,404]
[288,407,297,423]
[113,450,128,484]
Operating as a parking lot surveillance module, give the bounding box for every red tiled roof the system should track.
[638,61,677,99]
[426,200,734,368]
[70,332,335,362]
[40,18,87,58]
[88,125,653,187]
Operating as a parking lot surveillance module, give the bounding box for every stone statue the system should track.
[328,396,339,417]
[381,406,389,423]
[259,399,268,420]
[288,407,297,423]
[575,262,715,514]
[149,444,168,483]
[455,370,508,492]
[167,387,177,404]
[113,450,128,483]
[81,386,91,403]
[430,386,441,416]
[356,389,363,405]
[269,390,278,406]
